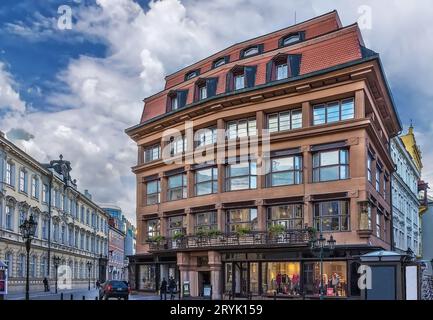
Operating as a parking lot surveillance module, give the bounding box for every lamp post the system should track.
[53,255,61,294]
[19,214,38,301]
[87,262,92,291]
[310,233,336,300]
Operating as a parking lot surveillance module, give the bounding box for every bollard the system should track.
[70,294,73,300]
[60,293,63,300]
[273,291,277,300]
[82,295,85,300]
[95,296,98,300]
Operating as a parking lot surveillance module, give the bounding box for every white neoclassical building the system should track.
[391,127,422,256]
[0,132,110,293]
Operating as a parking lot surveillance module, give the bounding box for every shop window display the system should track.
[303,261,347,297]
[139,264,156,291]
[261,262,301,296]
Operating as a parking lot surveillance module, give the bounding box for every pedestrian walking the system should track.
[95,280,100,289]
[169,277,176,300]
[43,277,49,292]
[160,277,167,300]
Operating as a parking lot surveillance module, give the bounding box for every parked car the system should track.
[99,280,130,300]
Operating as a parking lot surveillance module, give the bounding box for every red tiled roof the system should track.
[140,11,364,123]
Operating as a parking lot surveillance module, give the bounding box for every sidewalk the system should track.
[5,288,100,300]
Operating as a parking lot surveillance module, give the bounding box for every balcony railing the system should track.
[148,229,311,252]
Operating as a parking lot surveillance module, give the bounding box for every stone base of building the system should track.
[6,279,98,294]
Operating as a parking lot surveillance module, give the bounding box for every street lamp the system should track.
[19,214,38,300]
[310,233,336,300]
[53,255,61,294]
[86,261,93,291]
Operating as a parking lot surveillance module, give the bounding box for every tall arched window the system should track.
[30,255,37,277]
[19,168,27,193]
[5,252,13,277]
[18,254,26,277]
[41,256,47,277]
[5,205,13,231]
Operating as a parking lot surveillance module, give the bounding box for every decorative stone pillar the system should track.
[216,204,225,232]
[159,172,167,203]
[256,200,266,231]
[177,252,190,299]
[302,101,311,128]
[355,90,365,119]
[208,251,222,299]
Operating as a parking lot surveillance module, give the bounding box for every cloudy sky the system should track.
[1,0,432,224]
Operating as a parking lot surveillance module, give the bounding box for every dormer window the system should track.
[234,74,245,90]
[279,32,305,47]
[167,90,188,112]
[199,85,207,100]
[185,69,200,81]
[194,78,218,102]
[266,54,302,83]
[240,44,263,59]
[226,65,257,92]
[212,56,229,69]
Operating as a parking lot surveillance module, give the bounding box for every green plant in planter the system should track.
[173,231,185,240]
[268,224,286,237]
[207,229,223,237]
[306,227,318,241]
[194,229,207,238]
[149,235,165,244]
[235,227,251,237]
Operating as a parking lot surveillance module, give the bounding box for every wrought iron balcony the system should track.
[147,229,311,252]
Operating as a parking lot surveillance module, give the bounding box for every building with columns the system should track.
[0,131,109,293]
[126,11,402,299]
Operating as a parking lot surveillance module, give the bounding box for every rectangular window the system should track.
[267,204,303,230]
[195,127,217,148]
[367,153,373,182]
[303,261,347,297]
[169,136,186,155]
[167,173,187,201]
[276,63,288,80]
[195,167,218,196]
[171,96,179,110]
[227,118,256,139]
[146,219,160,239]
[267,155,302,187]
[42,218,48,240]
[194,211,217,232]
[226,208,258,232]
[146,180,160,205]
[313,149,349,182]
[314,200,350,232]
[376,210,382,238]
[6,162,12,185]
[144,145,161,163]
[313,98,354,125]
[168,216,185,237]
[31,177,38,198]
[42,184,48,203]
[199,85,207,100]
[234,74,245,90]
[19,169,26,193]
[376,165,382,193]
[226,161,257,191]
[5,206,12,230]
[268,109,302,133]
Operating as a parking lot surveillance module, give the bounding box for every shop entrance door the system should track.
[198,271,211,296]
[234,262,248,297]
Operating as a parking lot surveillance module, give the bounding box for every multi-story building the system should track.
[421,196,433,275]
[126,11,402,299]
[391,127,422,256]
[100,204,134,281]
[0,132,110,293]
[107,218,126,280]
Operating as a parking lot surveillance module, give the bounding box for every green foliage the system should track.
[268,224,286,236]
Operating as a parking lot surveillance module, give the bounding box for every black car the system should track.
[99,280,130,300]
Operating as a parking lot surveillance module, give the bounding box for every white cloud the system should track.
[0,62,26,114]
[2,0,433,222]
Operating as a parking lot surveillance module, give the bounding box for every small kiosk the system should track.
[0,260,8,300]
[359,250,421,300]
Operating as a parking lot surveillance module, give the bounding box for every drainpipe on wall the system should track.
[390,176,395,252]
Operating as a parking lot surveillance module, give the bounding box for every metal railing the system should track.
[148,229,310,252]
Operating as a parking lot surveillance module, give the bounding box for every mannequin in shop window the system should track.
[276,272,282,293]
[331,273,340,296]
[292,274,300,295]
